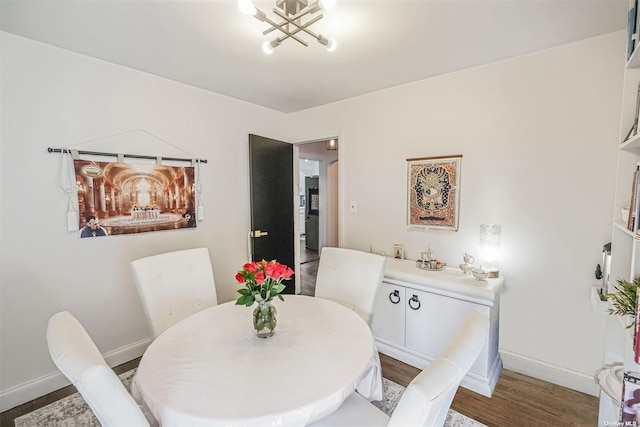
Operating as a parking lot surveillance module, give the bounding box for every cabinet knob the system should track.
[389,290,401,304]
[408,294,421,310]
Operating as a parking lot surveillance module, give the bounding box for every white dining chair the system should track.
[130,247,218,339]
[314,247,387,326]
[46,311,151,427]
[311,311,490,427]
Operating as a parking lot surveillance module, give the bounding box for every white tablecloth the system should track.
[131,295,382,426]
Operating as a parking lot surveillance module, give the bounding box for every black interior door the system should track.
[249,134,295,294]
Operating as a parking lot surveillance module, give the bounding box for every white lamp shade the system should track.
[479,224,501,276]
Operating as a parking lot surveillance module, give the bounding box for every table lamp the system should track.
[479,224,501,278]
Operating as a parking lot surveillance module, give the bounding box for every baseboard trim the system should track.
[0,338,151,412]
[375,338,500,398]
[500,349,599,397]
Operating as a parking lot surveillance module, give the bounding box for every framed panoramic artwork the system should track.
[407,155,462,231]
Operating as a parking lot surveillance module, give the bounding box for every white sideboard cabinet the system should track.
[371,258,505,397]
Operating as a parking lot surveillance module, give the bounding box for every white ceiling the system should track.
[0,0,628,113]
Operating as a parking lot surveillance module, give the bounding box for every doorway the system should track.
[296,139,339,295]
[300,164,319,251]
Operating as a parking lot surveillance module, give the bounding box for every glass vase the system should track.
[253,300,277,338]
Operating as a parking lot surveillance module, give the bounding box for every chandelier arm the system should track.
[251,7,307,46]
[262,14,309,46]
[264,13,322,37]
[269,17,320,47]
[264,18,293,36]
[272,9,322,39]
[262,9,312,36]
[275,33,308,46]
[263,18,288,35]
[273,27,304,44]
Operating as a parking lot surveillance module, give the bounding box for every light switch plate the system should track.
[350,201,357,213]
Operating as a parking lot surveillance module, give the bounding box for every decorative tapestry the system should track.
[407,155,462,231]
[74,160,196,238]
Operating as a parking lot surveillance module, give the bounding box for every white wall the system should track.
[0,32,288,409]
[288,32,625,395]
[0,29,626,410]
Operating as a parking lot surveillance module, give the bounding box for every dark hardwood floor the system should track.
[299,239,319,296]
[1,247,599,427]
[380,353,598,427]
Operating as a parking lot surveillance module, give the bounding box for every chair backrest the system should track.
[130,247,218,339]
[388,311,489,427]
[314,247,387,325]
[46,311,150,427]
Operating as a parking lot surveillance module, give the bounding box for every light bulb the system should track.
[318,35,337,52]
[262,39,280,54]
[262,41,274,54]
[319,0,336,10]
[238,0,257,15]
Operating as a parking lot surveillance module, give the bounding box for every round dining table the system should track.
[131,295,382,426]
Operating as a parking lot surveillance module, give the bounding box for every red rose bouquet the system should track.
[235,260,294,307]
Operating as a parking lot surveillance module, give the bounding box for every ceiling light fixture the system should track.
[326,139,338,150]
[239,0,337,53]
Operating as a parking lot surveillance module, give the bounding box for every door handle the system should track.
[408,294,421,310]
[389,290,401,304]
[251,230,269,238]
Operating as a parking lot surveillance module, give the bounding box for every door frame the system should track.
[292,132,343,291]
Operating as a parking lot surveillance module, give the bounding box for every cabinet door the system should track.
[405,288,478,359]
[371,282,405,346]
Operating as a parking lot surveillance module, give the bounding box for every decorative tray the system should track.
[416,260,447,271]
[594,365,624,403]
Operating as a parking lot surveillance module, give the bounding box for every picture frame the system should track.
[393,244,405,260]
[619,371,640,425]
[307,187,319,215]
[407,155,462,231]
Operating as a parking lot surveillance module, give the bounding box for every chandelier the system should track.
[238,0,337,54]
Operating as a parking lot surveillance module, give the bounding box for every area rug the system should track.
[14,371,486,426]
[374,378,487,427]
